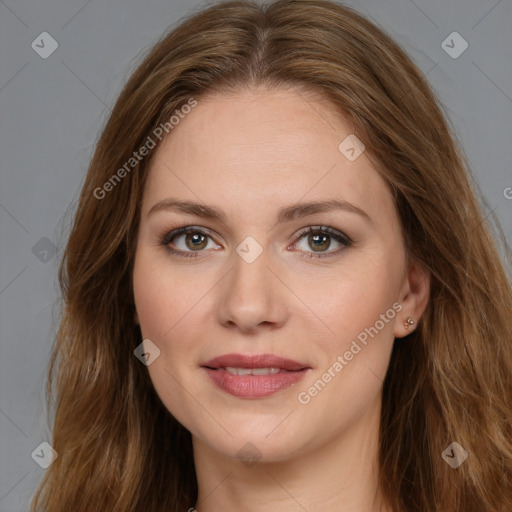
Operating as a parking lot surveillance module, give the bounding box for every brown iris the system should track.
[309,233,330,252]
[185,232,208,251]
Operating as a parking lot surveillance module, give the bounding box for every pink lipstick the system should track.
[201,353,311,398]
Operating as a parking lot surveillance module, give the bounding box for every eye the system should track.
[290,226,353,259]
[160,225,353,259]
[160,226,220,258]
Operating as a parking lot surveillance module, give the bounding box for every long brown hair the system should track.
[30,1,512,510]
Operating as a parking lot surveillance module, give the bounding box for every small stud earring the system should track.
[404,317,415,329]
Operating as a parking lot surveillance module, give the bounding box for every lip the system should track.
[201,353,311,399]
[202,353,309,371]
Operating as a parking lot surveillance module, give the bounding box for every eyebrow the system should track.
[147,198,373,225]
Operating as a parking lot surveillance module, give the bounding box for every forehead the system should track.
[142,87,394,226]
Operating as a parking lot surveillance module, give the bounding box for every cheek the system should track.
[132,250,199,340]
[132,248,213,394]
[132,252,203,426]
[295,285,398,434]
[133,262,168,340]
[307,253,403,348]
[295,245,403,412]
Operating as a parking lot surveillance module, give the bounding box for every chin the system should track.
[190,418,319,465]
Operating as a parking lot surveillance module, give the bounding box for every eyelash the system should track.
[159,225,353,260]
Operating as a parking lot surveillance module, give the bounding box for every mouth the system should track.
[211,366,290,375]
[201,353,309,371]
[201,353,311,398]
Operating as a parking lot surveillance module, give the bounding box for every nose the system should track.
[215,245,290,334]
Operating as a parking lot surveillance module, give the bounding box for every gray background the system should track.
[1,0,511,510]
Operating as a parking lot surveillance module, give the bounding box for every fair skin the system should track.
[132,86,430,512]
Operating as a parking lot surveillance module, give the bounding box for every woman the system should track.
[30,0,512,511]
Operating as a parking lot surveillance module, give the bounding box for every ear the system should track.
[394,257,430,338]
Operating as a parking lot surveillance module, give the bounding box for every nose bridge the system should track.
[216,236,288,331]
[230,238,274,308]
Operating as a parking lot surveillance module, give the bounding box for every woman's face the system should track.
[132,86,427,463]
